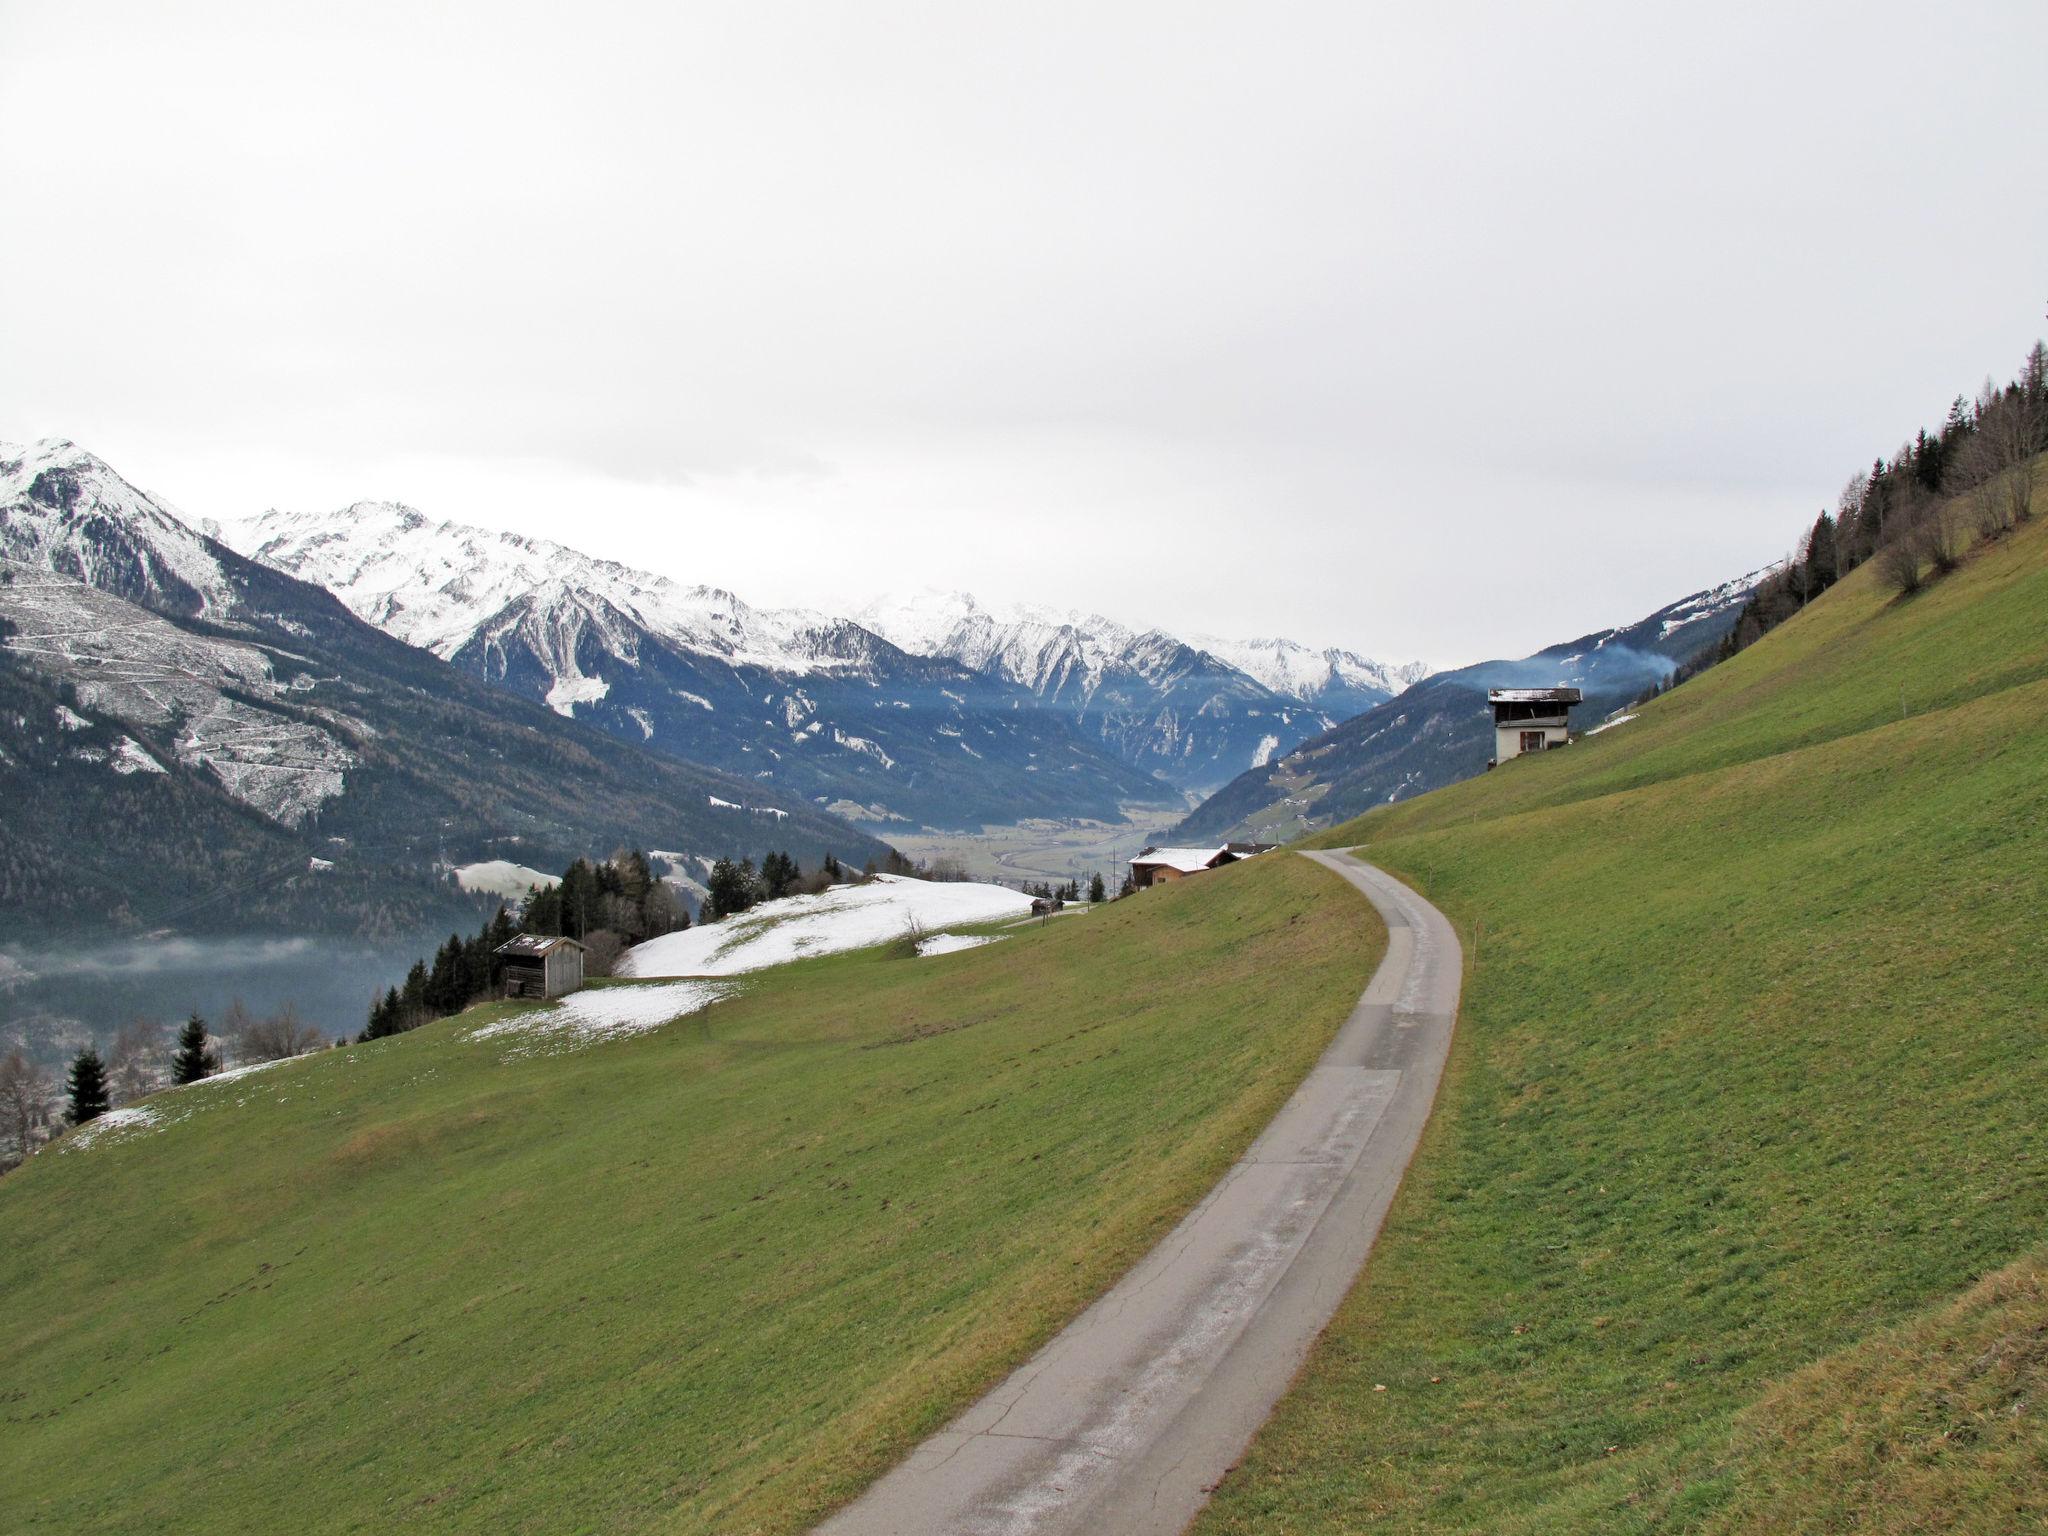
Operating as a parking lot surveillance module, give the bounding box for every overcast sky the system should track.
[2,2,2043,666]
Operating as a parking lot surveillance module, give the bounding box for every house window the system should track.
[1519,730,1546,753]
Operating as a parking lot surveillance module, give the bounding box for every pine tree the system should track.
[171,1014,216,1085]
[706,857,761,920]
[822,851,842,883]
[1088,871,1106,903]
[759,851,799,900]
[1805,511,1839,592]
[67,1047,110,1125]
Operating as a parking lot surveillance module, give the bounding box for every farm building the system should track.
[1130,845,1239,889]
[495,933,586,999]
[1488,687,1582,763]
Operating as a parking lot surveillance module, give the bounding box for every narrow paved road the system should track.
[816,851,1463,1536]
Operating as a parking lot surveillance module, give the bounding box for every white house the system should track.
[1488,687,1582,762]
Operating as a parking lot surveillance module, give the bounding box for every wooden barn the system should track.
[495,933,586,999]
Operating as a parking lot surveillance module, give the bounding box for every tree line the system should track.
[1699,339,2046,674]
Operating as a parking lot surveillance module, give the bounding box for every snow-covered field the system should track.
[453,859,560,897]
[621,874,1035,977]
[469,980,732,1057]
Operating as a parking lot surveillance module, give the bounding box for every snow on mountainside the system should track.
[2,440,352,825]
[857,590,1428,790]
[219,506,1169,828]
[1187,634,1432,711]
[0,438,893,950]
[223,506,1424,818]
[1,439,236,617]
[217,502,857,676]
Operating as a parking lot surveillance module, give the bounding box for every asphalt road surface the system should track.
[815,850,1463,1536]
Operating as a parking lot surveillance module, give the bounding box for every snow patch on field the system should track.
[1250,733,1281,768]
[621,874,1034,977]
[1586,713,1639,736]
[65,1106,160,1148]
[453,859,559,897]
[917,933,1007,958]
[470,980,733,1057]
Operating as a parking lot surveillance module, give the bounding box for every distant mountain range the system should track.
[0,439,892,947]
[857,591,1430,793]
[215,507,1428,824]
[1175,570,1769,843]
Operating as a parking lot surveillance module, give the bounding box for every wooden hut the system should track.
[495,933,586,999]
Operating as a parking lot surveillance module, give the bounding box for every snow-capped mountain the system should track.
[0,439,891,942]
[217,505,1170,828]
[1185,635,1433,716]
[1177,569,1772,843]
[857,590,1428,790]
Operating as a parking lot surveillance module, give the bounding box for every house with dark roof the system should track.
[1488,687,1583,763]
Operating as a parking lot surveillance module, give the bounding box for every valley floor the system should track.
[885,800,1196,888]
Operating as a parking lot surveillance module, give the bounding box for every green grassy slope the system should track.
[1200,488,2048,1532]
[0,855,1379,1535]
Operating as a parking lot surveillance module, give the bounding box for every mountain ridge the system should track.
[217,504,1429,810]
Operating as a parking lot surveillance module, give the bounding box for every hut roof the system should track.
[494,933,585,958]
[1487,687,1583,704]
[1130,846,1233,874]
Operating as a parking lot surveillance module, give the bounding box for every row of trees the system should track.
[521,849,690,947]
[704,849,857,918]
[1712,340,2046,666]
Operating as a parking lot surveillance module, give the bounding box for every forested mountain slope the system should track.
[1197,457,2048,1535]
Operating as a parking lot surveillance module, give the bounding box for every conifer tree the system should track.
[171,1014,216,1085]
[1088,871,1106,903]
[67,1047,110,1125]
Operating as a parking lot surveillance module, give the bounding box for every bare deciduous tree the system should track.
[107,1018,166,1105]
[1876,507,1927,595]
[581,929,625,978]
[0,1051,56,1168]
[237,1003,325,1062]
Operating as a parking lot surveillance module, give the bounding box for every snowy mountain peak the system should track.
[1189,634,1431,704]
[861,586,1426,711]
[215,503,854,675]
[0,437,236,617]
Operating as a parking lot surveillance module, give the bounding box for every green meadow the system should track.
[1200,474,2048,1533]
[0,853,1378,1535]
